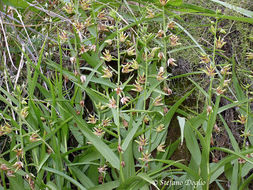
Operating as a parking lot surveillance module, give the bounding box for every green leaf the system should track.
[88,181,120,190]
[2,0,29,9]
[137,173,159,190]
[59,102,120,170]
[210,0,253,18]
[167,0,183,6]
[43,167,86,190]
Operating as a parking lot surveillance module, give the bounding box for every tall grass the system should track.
[0,0,253,189]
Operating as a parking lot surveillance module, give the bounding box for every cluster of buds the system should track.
[206,105,212,115]
[63,2,74,14]
[167,21,175,30]
[98,165,108,174]
[115,86,123,97]
[59,30,68,42]
[70,57,76,64]
[98,23,109,32]
[132,80,143,92]
[0,123,12,136]
[14,148,24,159]
[121,96,130,105]
[238,157,246,164]
[216,37,226,49]
[139,151,151,166]
[101,49,112,62]
[96,102,107,111]
[88,114,97,124]
[167,58,177,67]
[105,39,113,45]
[25,174,35,190]
[74,21,85,32]
[80,0,91,10]
[0,164,15,177]
[120,32,128,43]
[236,115,247,125]
[223,79,231,87]
[117,144,123,153]
[157,67,165,81]
[127,46,136,56]
[122,63,134,73]
[200,53,211,64]
[156,124,165,133]
[102,67,113,78]
[143,115,150,124]
[135,135,148,152]
[97,10,107,20]
[79,45,89,54]
[157,142,166,152]
[102,118,111,127]
[163,87,172,96]
[215,86,226,95]
[108,97,117,109]
[213,124,220,133]
[212,156,219,163]
[170,35,180,46]
[153,95,163,106]
[157,30,164,38]
[93,127,105,137]
[220,65,231,75]
[158,52,164,61]
[30,133,40,142]
[137,74,146,84]
[131,59,139,70]
[122,119,129,128]
[21,107,29,118]
[98,165,107,183]
[84,16,93,27]
[246,52,253,60]
[159,0,168,6]
[203,64,216,77]
[13,161,24,172]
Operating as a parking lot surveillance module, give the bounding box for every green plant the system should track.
[0,0,252,189]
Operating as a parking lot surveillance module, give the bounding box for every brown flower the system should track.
[167,58,177,66]
[93,127,105,137]
[216,37,226,49]
[121,96,130,105]
[101,49,112,62]
[132,81,143,92]
[0,164,9,171]
[102,67,113,78]
[167,21,175,29]
[13,161,23,171]
[108,97,117,109]
[200,54,210,64]
[30,133,40,142]
[204,65,216,77]
[88,114,97,124]
[157,143,166,152]
[170,35,180,46]
[139,151,151,162]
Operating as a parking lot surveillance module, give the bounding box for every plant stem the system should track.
[116,17,125,183]
[1,171,7,190]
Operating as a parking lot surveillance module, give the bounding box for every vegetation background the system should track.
[0,0,253,189]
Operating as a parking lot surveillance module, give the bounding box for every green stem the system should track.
[1,171,7,190]
[116,18,125,183]
[162,6,168,80]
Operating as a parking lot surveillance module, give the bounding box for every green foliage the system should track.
[0,0,253,189]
